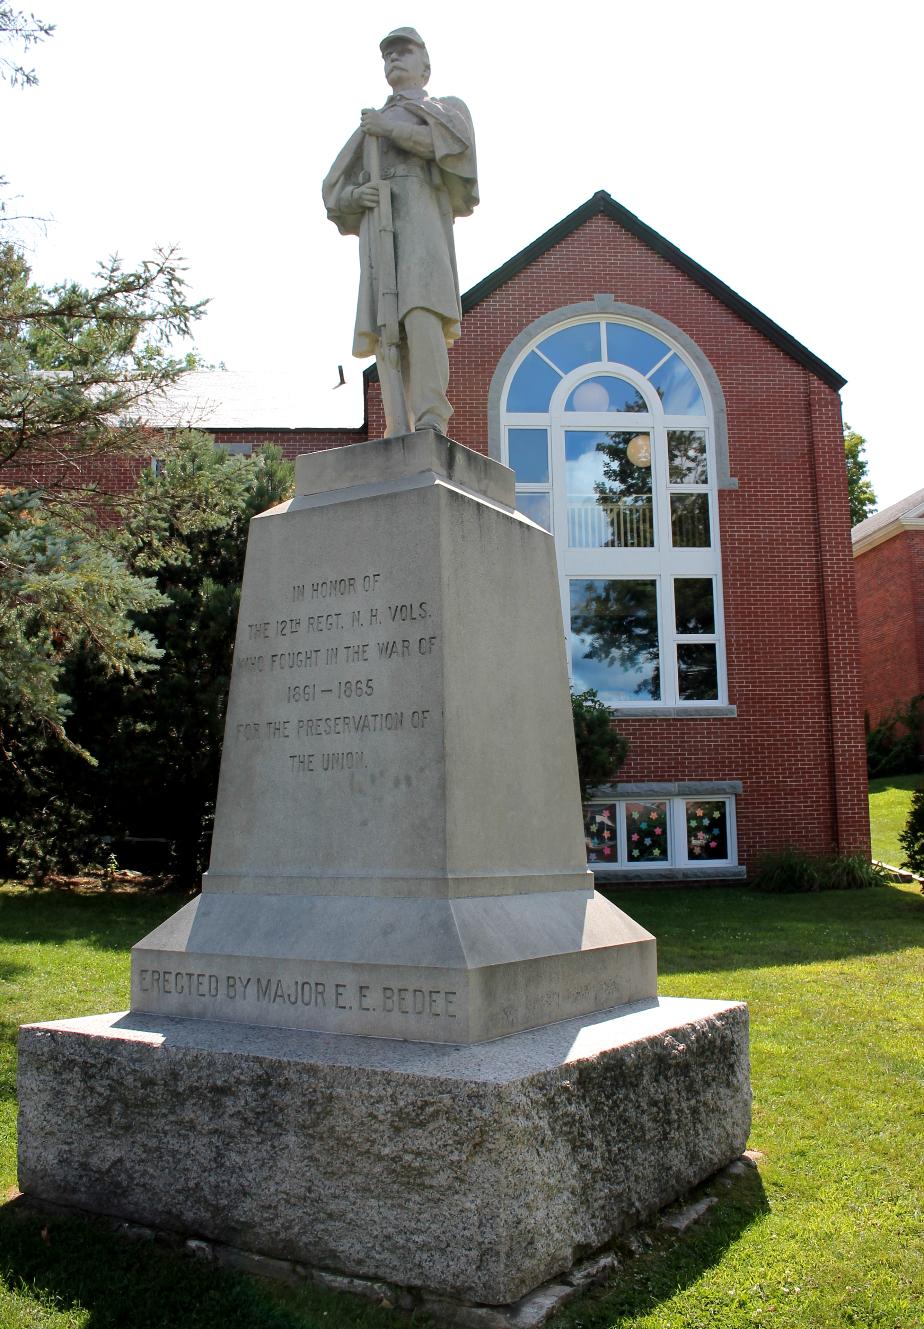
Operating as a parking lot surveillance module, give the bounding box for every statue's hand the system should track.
[360,108,391,138]
[354,183,380,209]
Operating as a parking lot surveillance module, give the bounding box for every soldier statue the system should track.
[323,27,478,438]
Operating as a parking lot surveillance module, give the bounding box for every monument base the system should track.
[18,997,750,1305]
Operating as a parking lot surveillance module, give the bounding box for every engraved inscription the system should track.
[388,601,428,621]
[138,968,458,1020]
[232,565,439,778]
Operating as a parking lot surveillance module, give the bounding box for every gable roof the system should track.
[146,369,365,432]
[459,190,847,392]
[852,487,924,554]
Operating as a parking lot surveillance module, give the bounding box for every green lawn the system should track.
[0,881,922,1328]
[868,773,921,866]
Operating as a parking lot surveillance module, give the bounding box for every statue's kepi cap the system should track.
[380,26,426,52]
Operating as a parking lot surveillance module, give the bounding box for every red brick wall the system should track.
[854,529,924,727]
[415,212,868,866]
[2,210,871,869]
[0,448,155,501]
[210,428,365,459]
[0,430,365,497]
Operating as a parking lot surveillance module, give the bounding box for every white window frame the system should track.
[501,315,728,711]
[584,794,739,872]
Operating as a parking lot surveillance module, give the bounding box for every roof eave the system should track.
[852,515,924,556]
[459,190,848,393]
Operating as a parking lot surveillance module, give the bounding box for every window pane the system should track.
[515,492,551,531]
[674,578,715,634]
[686,800,728,860]
[570,579,661,702]
[677,644,718,700]
[506,352,561,412]
[566,431,653,549]
[538,322,602,375]
[565,375,647,413]
[584,803,618,865]
[668,430,709,484]
[649,354,705,414]
[508,428,549,483]
[671,493,711,547]
[606,323,668,375]
[625,801,669,862]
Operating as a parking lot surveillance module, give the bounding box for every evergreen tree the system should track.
[898,784,924,877]
[571,688,629,801]
[91,434,294,884]
[1,434,294,881]
[0,179,206,874]
[0,5,53,87]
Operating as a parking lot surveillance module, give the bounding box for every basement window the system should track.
[583,795,737,870]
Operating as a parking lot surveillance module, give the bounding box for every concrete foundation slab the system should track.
[18,996,750,1305]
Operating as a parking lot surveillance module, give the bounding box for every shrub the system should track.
[822,853,890,891]
[752,848,888,893]
[866,696,923,777]
[898,783,924,876]
[570,688,629,801]
[752,848,825,893]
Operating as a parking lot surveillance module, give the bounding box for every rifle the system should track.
[367,134,411,437]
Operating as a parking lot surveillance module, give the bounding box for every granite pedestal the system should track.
[18,998,750,1304]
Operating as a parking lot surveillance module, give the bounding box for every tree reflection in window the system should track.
[567,431,653,549]
[570,578,660,702]
[594,430,654,549]
[668,430,709,485]
[670,493,710,547]
[677,644,718,699]
[674,578,715,634]
[501,316,724,707]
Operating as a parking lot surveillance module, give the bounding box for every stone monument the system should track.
[17,29,750,1311]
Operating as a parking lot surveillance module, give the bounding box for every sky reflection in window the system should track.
[538,322,602,375]
[569,578,660,702]
[508,428,549,483]
[606,323,668,375]
[515,492,552,531]
[506,352,561,412]
[565,376,647,413]
[648,355,705,414]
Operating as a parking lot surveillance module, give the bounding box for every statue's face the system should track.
[383,40,428,91]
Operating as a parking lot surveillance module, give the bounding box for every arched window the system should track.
[500,313,728,711]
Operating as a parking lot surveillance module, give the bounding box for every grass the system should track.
[0,880,922,1327]
[868,772,921,866]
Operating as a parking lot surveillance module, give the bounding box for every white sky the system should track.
[2,0,921,509]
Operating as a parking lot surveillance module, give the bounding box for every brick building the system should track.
[15,190,872,879]
[852,489,924,730]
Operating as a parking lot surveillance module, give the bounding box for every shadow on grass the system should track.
[0,1169,770,1329]
[601,883,924,975]
[4,883,922,978]
[559,1165,771,1327]
[0,1201,405,1329]
[0,888,184,953]
[0,959,33,1102]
